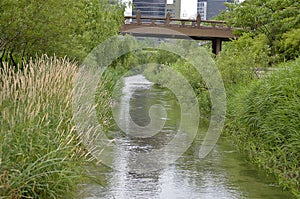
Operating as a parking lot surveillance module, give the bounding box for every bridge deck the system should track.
[121,24,235,40]
[121,17,236,40]
[120,11,239,54]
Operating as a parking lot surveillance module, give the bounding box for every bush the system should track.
[278,28,300,61]
[141,42,212,121]
[216,33,271,88]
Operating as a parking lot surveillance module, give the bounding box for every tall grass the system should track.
[226,58,300,197]
[0,56,89,198]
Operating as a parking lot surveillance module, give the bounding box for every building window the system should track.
[133,0,167,18]
[197,1,207,20]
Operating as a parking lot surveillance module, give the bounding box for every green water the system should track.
[79,74,293,199]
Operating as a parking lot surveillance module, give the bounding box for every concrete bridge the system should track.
[120,10,239,54]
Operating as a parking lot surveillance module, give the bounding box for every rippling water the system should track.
[79,75,292,199]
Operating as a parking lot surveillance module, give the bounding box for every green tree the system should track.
[278,28,300,60]
[74,0,125,59]
[216,33,271,87]
[224,0,300,61]
[0,0,125,66]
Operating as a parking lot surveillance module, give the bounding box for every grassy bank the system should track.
[224,58,300,197]
[0,56,95,198]
[215,31,300,197]
[0,36,142,198]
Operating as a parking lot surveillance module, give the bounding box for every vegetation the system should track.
[225,58,300,196]
[224,0,300,62]
[0,0,125,198]
[142,48,212,120]
[0,0,124,66]
[216,33,270,87]
[216,0,300,197]
[0,56,87,198]
[1,0,299,197]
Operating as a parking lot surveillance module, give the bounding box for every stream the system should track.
[79,74,292,199]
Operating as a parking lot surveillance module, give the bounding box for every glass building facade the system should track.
[197,0,232,19]
[197,1,207,20]
[132,0,167,18]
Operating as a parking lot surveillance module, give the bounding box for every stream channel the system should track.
[79,74,293,199]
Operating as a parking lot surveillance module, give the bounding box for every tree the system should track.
[279,28,300,60]
[0,0,125,66]
[223,0,300,61]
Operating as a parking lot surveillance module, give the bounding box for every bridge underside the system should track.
[120,25,236,54]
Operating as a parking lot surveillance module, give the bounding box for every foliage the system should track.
[218,2,300,195]
[74,0,125,59]
[0,0,124,66]
[216,33,270,87]
[109,35,140,70]
[140,40,212,120]
[0,56,94,198]
[226,58,300,197]
[224,0,300,61]
[278,28,300,61]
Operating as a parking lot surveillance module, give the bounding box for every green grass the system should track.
[225,57,300,197]
[0,56,96,198]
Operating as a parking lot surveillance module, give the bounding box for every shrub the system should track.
[278,28,300,61]
[216,33,271,88]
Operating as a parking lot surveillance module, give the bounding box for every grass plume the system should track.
[0,55,92,198]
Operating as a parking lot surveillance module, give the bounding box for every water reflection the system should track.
[79,75,292,199]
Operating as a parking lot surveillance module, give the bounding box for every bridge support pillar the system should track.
[212,38,222,55]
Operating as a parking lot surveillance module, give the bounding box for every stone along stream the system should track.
[79,74,292,199]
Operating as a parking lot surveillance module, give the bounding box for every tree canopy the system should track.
[0,0,125,66]
[224,0,300,61]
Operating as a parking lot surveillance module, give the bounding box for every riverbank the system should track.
[0,56,107,198]
[223,58,300,198]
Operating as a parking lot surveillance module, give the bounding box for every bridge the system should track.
[120,10,239,54]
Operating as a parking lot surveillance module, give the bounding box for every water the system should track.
[79,74,292,199]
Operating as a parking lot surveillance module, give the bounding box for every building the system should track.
[166,0,181,18]
[180,0,197,19]
[197,0,233,20]
[123,0,133,16]
[197,1,207,20]
[132,0,167,18]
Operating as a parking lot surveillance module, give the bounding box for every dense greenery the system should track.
[216,1,300,197]
[225,58,300,197]
[0,55,126,198]
[0,0,124,66]
[0,56,87,198]
[216,33,270,86]
[0,0,125,198]
[224,0,300,62]
[141,47,212,120]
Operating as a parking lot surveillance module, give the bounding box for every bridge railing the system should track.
[124,10,231,30]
